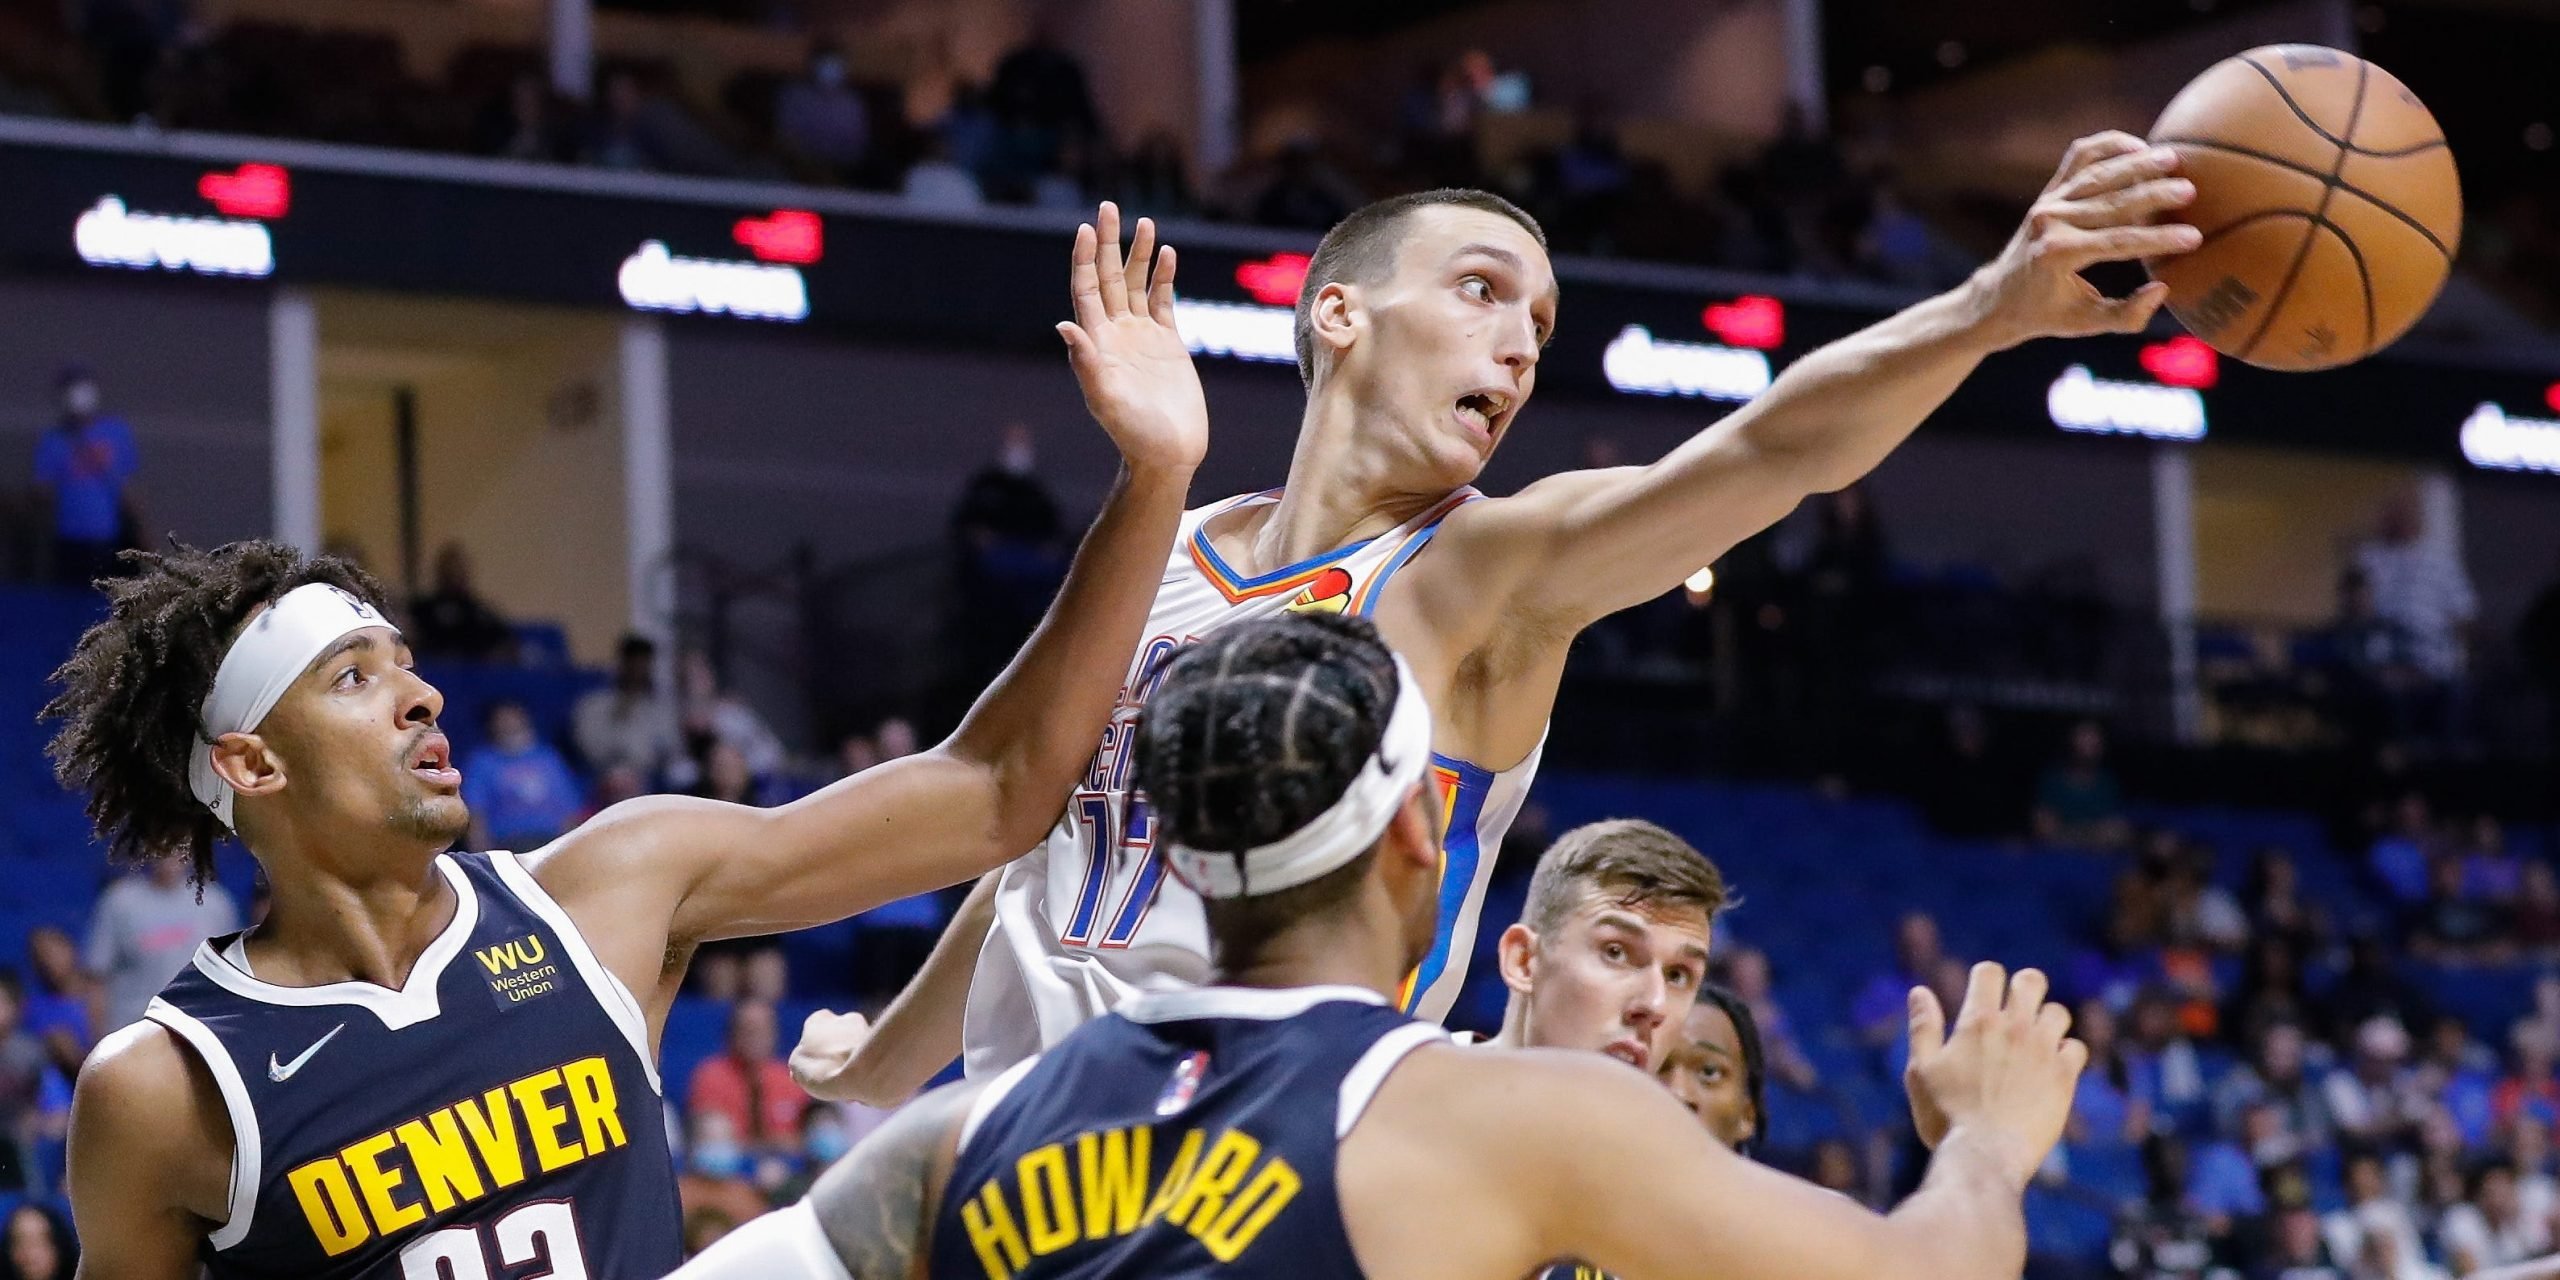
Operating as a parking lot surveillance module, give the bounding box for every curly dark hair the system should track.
[42,540,388,885]
[1696,981,1769,1155]
[1132,612,1405,965]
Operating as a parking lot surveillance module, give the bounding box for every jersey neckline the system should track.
[188,854,478,1030]
[1120,983,1391,1024]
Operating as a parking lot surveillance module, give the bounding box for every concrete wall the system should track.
[0,274,273,549]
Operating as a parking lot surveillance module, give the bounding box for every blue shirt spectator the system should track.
[32,367,136,583]
[463,700,585,851]
[1854,912,1950,1046]
[2186,1138,2268,1220]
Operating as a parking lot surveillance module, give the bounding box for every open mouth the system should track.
[1454,390,1511,442]
[408,734,460,787]
[1602,1038,1650,1070]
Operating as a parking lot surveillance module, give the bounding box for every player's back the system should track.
[931,984,1445,1280]
[144,851,683,1279]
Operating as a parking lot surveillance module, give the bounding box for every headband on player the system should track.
[188,582,396,829]
[1165,651,1434,900]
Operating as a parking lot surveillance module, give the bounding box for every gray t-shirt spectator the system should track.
[574,684,681,781]
[85,868,241,1032]
[2356,533,2476,680]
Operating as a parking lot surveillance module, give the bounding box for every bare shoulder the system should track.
[804,1079,985,1280]
[72,1019,235,1237]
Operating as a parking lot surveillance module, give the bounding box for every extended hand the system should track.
[1967,132,2205,349]
[1903,962,2087,1185]
[1060,202,1209,476]
[788,1008,876,1101]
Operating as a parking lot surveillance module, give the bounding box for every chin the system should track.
[391,796,471,847]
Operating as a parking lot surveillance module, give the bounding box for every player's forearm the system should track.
[1720,278,2004,496]
[810,877,992,1106]
[1876,1126,2030,1280]
[942,460,1192,849]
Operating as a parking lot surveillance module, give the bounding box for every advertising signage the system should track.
[0,131,2549,475]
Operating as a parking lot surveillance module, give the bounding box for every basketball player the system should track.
[45,210,1209,1278]
[1661,983,1769,1152]
[800,131,2200,1084]
[672,613,2085,1280]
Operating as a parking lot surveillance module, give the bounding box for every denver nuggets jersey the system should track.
[144,851,682,1278]
[966,489,1544,1074]
[932,985,1446,1279]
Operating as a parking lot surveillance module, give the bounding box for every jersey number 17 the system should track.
[1060,791,1168,949]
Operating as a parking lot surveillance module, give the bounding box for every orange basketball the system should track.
[2145,45,2460,371]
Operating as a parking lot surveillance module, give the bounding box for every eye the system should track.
[1601,942,1628,964]
[333,666,365,690]
[1700,1064,1727,1084]
[1669,969,1695,989]
[1460,275,1493,302]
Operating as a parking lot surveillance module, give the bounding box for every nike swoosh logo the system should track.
[268,1023,346,1082]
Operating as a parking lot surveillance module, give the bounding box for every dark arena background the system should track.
[2,0,2558,1275]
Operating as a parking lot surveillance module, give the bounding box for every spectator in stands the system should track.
[1856,179,1953,288]
[1715,946,1819,1093]
[2410,854,2515,967]
[2324,935,2434,1045]
[2036,718,2132,849]
[2127,989,2212,1137]
[2072,998,2152,1149]
[1113,130,1196,219]
[776,42,867,182]
[2352,491,2476,743]
[1252,139,1364,232]
[2417,1015,2503,1150]
[765,1101,868,1207]
[2438,1160,2552,1274]
[2258,1203,2347,1280]
[2462,818,2526,906]
[18,927,94,1072]
[2370,792,2443,908]
[461,699,584,851]
[675,1108,770,1231]
[873,716,917,762]
[988,20,1098,176]
[676,649,786,784]
[835,729,880,779]
[2318,568,2424,749]
[2218,1021,2334,1156]
[2514,863,2560,957]
[0,974,52,1193]
[2229,935,2315,1052]
[575,632,681,790]
[2168,849,2252,955]
[2494,1022,2560,1143]
[32,364,136,588]
[2326,1017,2429,1149]
[2247,849,2329,959]
[2108,1134,2227,1280]
[944,423,1069,698]
[901,133,986,210]
[1,1201,76,1280]
[474,71,575,163]
[686,998,803,1158]
[2325,1150,2442,1280]
[1851,910,1947,1047]
[586,68,735,176]
[408,541,513,662]
[2185,1119,2269,1232]
[85,854,239,1033]
[690,740,758,808]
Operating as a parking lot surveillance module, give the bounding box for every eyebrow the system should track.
[307,631,375,674]
[1452,242,1526,272]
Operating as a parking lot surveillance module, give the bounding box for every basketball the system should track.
[2145,45,2460,371]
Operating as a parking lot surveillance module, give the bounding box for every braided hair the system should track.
[1697,981,1770,1156]
[1131,613,1405,966]
[42,539,389,886]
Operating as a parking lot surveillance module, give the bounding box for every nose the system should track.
[1626,973,1670,1034]
[399,668,443,728]
[1493,310,1540,374]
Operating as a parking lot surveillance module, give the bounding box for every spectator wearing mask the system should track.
[776,43,868,182]
[1,1201,77,1280]
[675,1109,770,1229]
[408,541,513,662]
[2037,719,2133,849]
[85,855,239,1033]
[574,632,682,789]
[32,364,136,588]
[2437,1161,2553,1275]
[461,699,585,851]
[685,999,803,1154]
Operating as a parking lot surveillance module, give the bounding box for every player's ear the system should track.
[1497,922,1538,994]
[1309,281,1361,362]
[209,731,288,801]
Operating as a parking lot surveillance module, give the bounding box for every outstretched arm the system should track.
[790,874,995,1106]
[535,205,1208,986]
[1434,133,2202,634]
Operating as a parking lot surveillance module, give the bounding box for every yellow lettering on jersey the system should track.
[1015,1143,1079,1255]
[474,933,549,974]
[1140,1128,1204,1225]
[454,1088,527,1188]
[1075,1126,1150,1237]
[961,1184,1032,1280]
[1161,1130,1259,1229]
[288,1159,371,1256]
[1198,1157,1302,1261]
[561,1057,628,1155]
[283,1056,625,1255]
[509,1068,584,1172]
[342,1130,428,1236]
[394,1112,486,1213]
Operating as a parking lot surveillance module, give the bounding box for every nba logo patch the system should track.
[1155,1051,1210,1116]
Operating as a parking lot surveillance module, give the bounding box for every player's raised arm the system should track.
[531,204,1206,965]
[790,872,996,1105]
[1442,133,2204,631]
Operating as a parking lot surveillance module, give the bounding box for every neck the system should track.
[242,827,455,989]
[1214,913,1412,1003]
[1491,993,1532,1049]
[1247,389,1447,571]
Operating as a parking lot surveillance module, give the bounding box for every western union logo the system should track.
[956,1122,1301,1278]
[476,934,559,1005]
[286,1055,628,1256]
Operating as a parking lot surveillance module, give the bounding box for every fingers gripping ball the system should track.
[2145,45,2459,371]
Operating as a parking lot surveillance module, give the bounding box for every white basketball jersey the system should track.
[963,488,1544,1075]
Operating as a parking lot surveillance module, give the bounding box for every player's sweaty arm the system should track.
[1434,132,2206,632]
[68,1022,245,1280]
[791,873,995,1106]
[529,205,1207,974]
[1345,962,2081,1280]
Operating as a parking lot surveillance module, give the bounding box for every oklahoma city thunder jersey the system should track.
[143,851,683,1278]
[965,488,1545,1073]
[933,984,1446,1279]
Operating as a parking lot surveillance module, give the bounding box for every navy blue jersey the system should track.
[146,851,683,1279]
[930,985,1446,1280]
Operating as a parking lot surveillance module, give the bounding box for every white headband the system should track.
[1164,651,1435,900]
[189,582,396,829]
